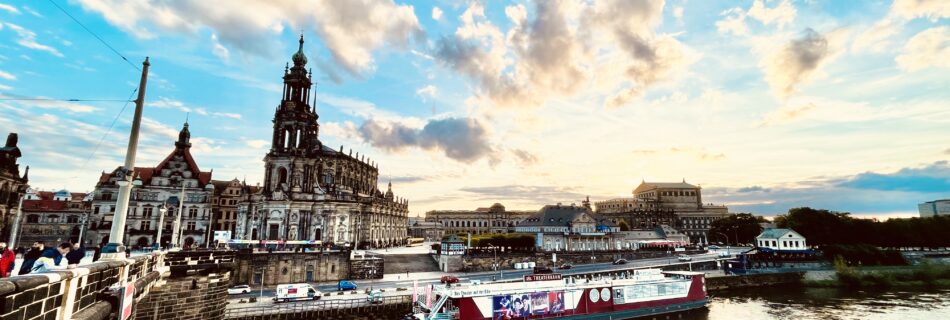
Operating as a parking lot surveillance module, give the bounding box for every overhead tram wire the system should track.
[70,87,138,180]
[0,98,133,102]
[45,0,141,72]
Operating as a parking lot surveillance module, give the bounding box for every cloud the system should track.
[149,97,242,119]
[210,33,230,61]
[21,5,42,18]
[2,23,63,57]
[837,160,950,193]
[0,70,14,81]
[945,148,950,155]
[737,186,771,193]
[762,28,841,99]
[511,149,538,166]
[630,147,725,161]
[716,8,749,36]
[895,26,950,72]
[747,0,796,29]
[891,0,950,21]
[415,85,437,101]
[432,7,443,21]
[0,3,19,14]
[355,117,494,163]
[432,0,690,109]
[0,94,100,113]
[756,102,817,127]
[703,161,950,216]
[75,0,423,76]
[0,84,11,91]
[459,185,587,204]
[244,139,269,149]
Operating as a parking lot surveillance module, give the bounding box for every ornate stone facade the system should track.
[0,133,29,241]
[594,180,730,244]
[424,203,534,235]
[211,179,243,235]
[19,189,90,246]
[89,123,215,248]
[235,36,408,249]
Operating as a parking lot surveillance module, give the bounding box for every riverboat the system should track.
[411,269,707,320]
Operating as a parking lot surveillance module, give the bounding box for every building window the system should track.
[27,214,39,223]
[143,207,153,218]
[101,192,112,200]
[186,221,196,230]
[67,215,79,223]
[141,221,151,230]
[188,208,198,218]
[94,206,100,214]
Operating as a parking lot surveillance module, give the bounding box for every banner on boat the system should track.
[492,291,565,319]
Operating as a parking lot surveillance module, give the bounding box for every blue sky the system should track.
[0,0,948,218]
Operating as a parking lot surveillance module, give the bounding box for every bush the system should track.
[822,244,907,266]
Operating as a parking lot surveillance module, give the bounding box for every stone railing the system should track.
[0,252,166,320]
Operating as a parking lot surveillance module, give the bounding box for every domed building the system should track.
[20,188,90,246]
[234,36,408,249]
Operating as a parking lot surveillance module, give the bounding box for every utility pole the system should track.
[102,57,149,261]
[77,204,90,246]
[171,182,185,249]
[7,194,25,249]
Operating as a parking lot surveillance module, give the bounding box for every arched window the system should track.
[277,167,288,185]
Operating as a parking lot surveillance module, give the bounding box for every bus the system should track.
[407,237,425,247]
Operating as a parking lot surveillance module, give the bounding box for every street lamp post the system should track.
[714,232,729,255]
[7,193,25,249]
[102,57,149,261]
[155,204,167,249]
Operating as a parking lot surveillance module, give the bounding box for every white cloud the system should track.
[0,94,101,113]
[747,0,796,29]
[892,0,950,21]
[149,97,241,119]
[673,6,684,21]
[244,139,269,149]
[415,85,437,101]
[0,3,19,14]
[21,5,42,18]
[0,70,15,81]
[716,8,749,36]
[896,26,950,72]
[76,0,423,76]
[0,84,12,91]
[432,6,443,21]
[210,34,230,61]
[2,23,64,57]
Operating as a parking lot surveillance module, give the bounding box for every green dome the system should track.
[292,34,307,66]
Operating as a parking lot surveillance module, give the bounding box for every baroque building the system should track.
[424,203,535,235]
[0,133,29,241]
[211,179,243,236]
[88,123,215,248]
[235,36,408,248]
[20,189,90,246]
[595,180,729,244]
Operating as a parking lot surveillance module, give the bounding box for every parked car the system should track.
[613,259,628,265]
[677,254,692,262]
[338,280,358,291]
[718,252,732,258]
[533,266,554,274]
[274,283,321,302]
[708,245,720,250]
[227,285,251,295]
[440,275,460,284]
[558,263,573,270]
[366,290,384,304]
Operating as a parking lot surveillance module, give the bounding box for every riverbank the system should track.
[804,262,950,289]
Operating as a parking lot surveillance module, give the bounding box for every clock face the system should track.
[589,289,600,303]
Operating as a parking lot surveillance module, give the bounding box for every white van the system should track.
[274,284,322,303]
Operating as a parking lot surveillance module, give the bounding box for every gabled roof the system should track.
[96,145,211,187]
[633,181,698,194]
[757,228,803,239]
[517,204,617,228]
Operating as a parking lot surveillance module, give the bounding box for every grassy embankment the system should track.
[805,257,950,289]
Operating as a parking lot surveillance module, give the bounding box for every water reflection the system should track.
[685,287,950,320]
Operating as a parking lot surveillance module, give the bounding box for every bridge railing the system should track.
[0,252,167,320]
[224,295,412,318]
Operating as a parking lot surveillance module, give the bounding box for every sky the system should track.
[0,0,948,219]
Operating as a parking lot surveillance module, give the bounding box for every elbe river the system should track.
[677,287,950,320]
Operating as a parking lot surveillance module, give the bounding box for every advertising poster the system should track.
[549,291,565,313]
[511,294,532,318]
[493,295,513,320]
[530,292,549,315]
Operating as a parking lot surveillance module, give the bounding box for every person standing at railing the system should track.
[18,242,44,275]
[0,242,15,278]
[30,243,72,273]
[66,242,85,268]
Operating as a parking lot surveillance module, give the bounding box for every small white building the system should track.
[756,228,807,251]
[919,199,950,218]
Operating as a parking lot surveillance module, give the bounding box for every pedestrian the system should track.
[65,242,85,267]
[30,242,72,273]
[18,242,44,275]
[0,242,15,278]
[92,246,102,262]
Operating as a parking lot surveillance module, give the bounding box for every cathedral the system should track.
[235,36,408,248]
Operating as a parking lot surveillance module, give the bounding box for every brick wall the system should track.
[134,272,231,320]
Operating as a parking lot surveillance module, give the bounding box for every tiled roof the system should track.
[633,181,698,194]
[517,205,617,227]
[757,228,794,239]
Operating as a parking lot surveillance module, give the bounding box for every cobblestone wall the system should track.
[134,272,231,320]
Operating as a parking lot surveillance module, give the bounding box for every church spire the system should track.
[176,121,191,148]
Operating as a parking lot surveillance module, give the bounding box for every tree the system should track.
[709,213,766,245]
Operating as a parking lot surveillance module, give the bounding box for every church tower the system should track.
[264,35,319,194]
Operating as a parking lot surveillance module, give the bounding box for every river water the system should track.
[682,287,950,320]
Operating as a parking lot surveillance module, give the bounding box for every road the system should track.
[226,249,744,304]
